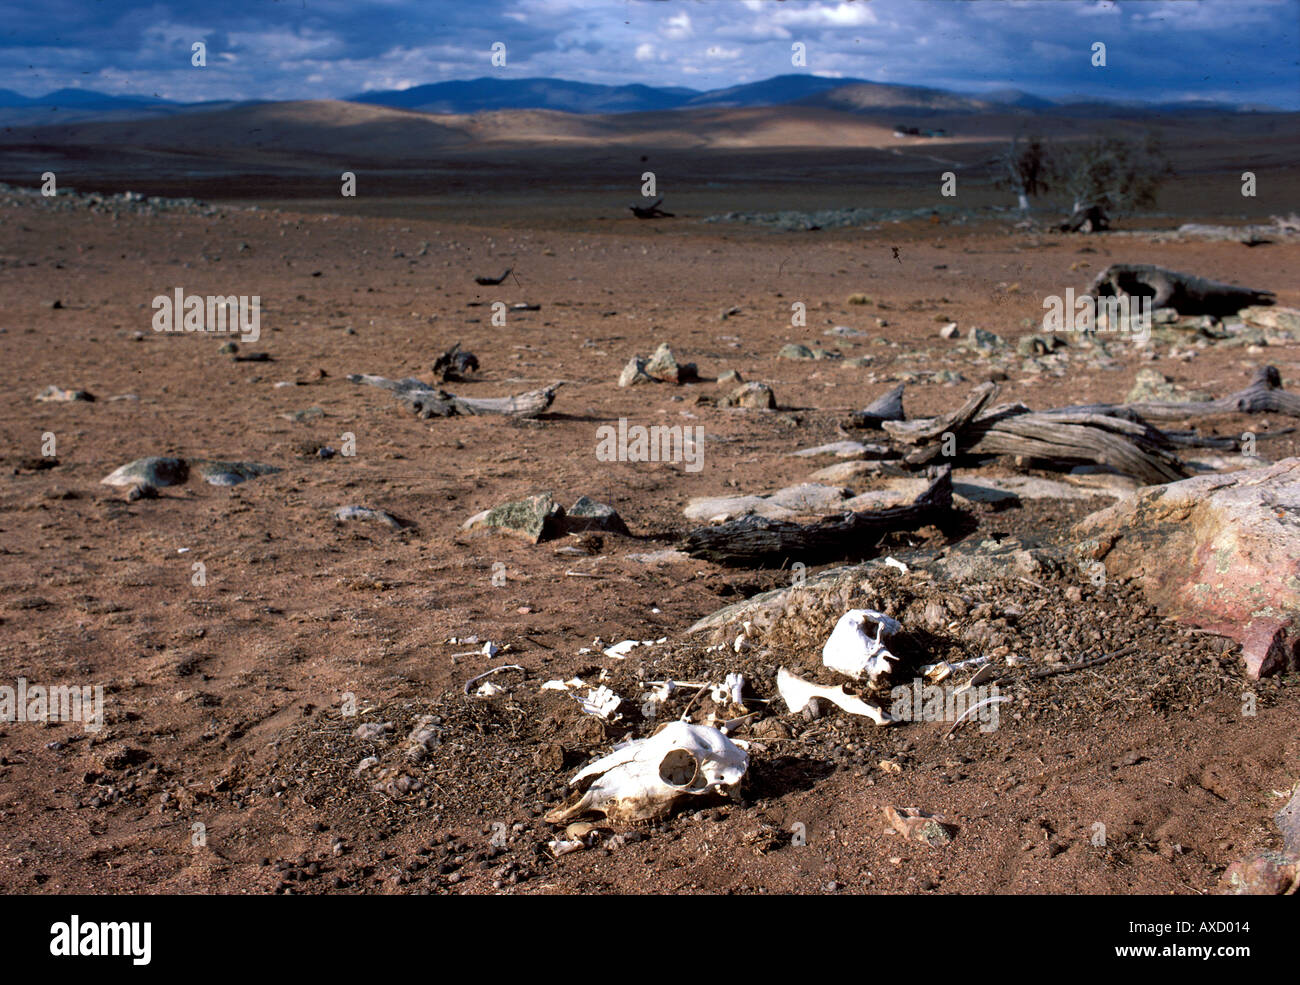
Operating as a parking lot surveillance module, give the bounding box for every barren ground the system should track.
[2,142,1299,893]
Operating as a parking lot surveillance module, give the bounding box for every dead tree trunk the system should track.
[1088,264,1275,316]
[680,467,953,567]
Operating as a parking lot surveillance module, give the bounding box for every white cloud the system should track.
[661,12,693,40]
[635,42,656,62]
[772,2,878,29]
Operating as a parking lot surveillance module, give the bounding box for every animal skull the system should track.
[822,609,902,683]
[545,721,749,824]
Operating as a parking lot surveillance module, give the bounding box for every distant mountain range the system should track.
[0,75,1283,126]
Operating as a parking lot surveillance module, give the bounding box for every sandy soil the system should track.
[2,119,1299,893]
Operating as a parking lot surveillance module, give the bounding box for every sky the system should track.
[1,0,1297,108]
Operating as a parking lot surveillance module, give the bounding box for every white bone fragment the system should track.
[776,667,895,726]
[579,685,622,720]
[541,677,586,692]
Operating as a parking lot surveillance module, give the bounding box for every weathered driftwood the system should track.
[1088,264,1275,316]
[962,409,1187,485]
[1044,366,1300,422]
[474,268,512,286]
[847,383,906,429]
[680,467,953,567]
[348,374,561,419]
[630,197,674,219]
[881,381,1188,485]
[884,382,999,465]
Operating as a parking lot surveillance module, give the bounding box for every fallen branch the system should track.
[1044,366,1300,423]
[680,466,953,567]
[348,374,561,419]
[1029,645,1138,680]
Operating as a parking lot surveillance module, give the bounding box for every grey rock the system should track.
[467,492,566,544]
[192,460,281,486]
[778,343,816,361]
[618,357,654,387]
[101,457,189,489]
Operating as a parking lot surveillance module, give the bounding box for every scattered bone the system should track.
[579,686,623,720]
[603,638,665,659]
[461,664,525,696]
[776,668,894,726]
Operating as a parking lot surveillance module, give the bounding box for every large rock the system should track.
[1074,459,1300,677]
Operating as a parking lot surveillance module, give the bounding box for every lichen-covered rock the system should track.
[778,343,815,360]
[470,492,566,543]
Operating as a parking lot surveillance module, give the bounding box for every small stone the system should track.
[722,382,776,409]
[618,357,654,387]
[564,496,629,536]
[645,343,681,383]
[778,343,816,361]
[966,326,1003,350]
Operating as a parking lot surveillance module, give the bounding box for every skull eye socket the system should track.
[658,748,700,789]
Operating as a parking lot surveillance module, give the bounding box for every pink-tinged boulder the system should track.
[1073,458,1300,678]
[1220,851,1299,895]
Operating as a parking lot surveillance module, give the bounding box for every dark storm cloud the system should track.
[0,0,1296,108]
